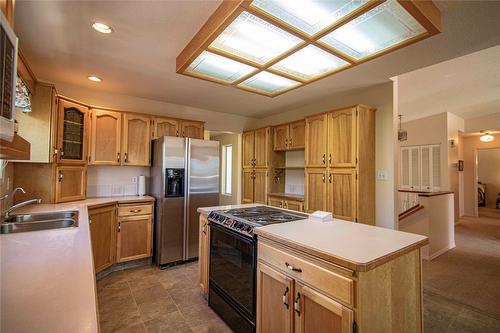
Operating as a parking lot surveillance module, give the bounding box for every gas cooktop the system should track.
[208,206,308,237]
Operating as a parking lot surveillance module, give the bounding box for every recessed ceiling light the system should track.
[480,132,494,142]
[92,22,113,34]
[87,76,102,82]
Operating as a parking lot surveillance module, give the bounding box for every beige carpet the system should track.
[423,215,500,332]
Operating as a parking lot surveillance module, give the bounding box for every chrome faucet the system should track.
[0,187,42,219]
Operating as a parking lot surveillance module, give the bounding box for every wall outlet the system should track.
[131,176,138,183]
[376,170,389,181]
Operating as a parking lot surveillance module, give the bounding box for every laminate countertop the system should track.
[0,196,154,333]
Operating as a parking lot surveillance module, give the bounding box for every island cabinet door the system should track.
[122,113,151,166]
[242,131,255,168]
[198,215,209,295]
[89,205,116,273]
[253,169,268,204]
[328,108,357,168]
[116,215,153,263]
[294,283,353,333]
[305,114,328,168]
[257,263,294,333]
[305,169,326,213]
[242,169,254,203]
[327,169,357,222]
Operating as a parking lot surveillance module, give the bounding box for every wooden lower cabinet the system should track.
[55,165,86,203]
[198,215,209,295]
[117,214,153,263]
[268,195,304,212]
[89,205,116,273]
[268,196,284,208]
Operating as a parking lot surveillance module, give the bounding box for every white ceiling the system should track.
[398,44,500,122]
[14,1,500,118]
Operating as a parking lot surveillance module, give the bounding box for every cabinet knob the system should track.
[58,172,63,182]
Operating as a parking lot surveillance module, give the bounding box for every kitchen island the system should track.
[198,205,428,333]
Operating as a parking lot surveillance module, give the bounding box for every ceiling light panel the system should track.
[270,45,350,81]
[319,0,427,60]
[238,71,300,94]
[250,0,370,37]
[185,51,257,83]
[209,11,304,65]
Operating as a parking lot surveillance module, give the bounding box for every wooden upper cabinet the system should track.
[254,127,268,168]
[243,131,255,168]
[153,117,179,139]
[257,263,294,333]
[55,165,86,203]
[242,169,254,203]
[305,114,328,168]
[289,120,305,150]
[89,205,116,273]
[180,120,204,139]
[56,99,90,165]
[328,108,357,168]
[305,168,326,213]
[294,283,353,333]
[90,109,121,165]
[274,124,289,151]
[122,113,151,166]
[327,169,356,221]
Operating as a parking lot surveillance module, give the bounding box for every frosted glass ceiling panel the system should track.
[185,51,256,83]
[209,11,304,65]
[319,0,426,60]
[238,71,300,94]
[270,45,350,81]
[251,0,370,36]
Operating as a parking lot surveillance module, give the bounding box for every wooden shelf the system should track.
[274,165,305,169]
[0,133,31,160]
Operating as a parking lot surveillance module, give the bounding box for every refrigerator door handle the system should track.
[183,138,191,261]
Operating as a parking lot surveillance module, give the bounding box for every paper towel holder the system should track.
[138,175,147,196]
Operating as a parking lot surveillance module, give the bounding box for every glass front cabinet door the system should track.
[57,98,89,164]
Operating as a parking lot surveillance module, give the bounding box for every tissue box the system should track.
[309,211,333,222]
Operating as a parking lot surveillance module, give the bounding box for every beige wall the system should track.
[0,162,14,213]
[447,113,465,221]
[477,148,500,209]
[465,113,500,133]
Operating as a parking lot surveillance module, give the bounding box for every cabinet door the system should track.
[254,169,268,204]
[90,109,121,165]
[254,128,268,168]
[243,169,254,203]
[116,215,153,262]
[122,113,151,166]
[289,120,305,150]
[400,147,411,190]
[274,124,289,151]
[55,165,86,203]
[285,199,303,212]
[295,283,353,333]
[305,169,327,213]
[57,99,89,164]
[198,215,210,295]
[409,146,420,191]
[257,263,294,333]
[153,117,179,139]
[328,108,357,168]
[327,169,356,221]
[305,114,328,167]
[89,205,116,273]
[243,131,255,169]
[268,196,284,208]
[180,120,204,139]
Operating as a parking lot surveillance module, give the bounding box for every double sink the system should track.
[0,211,79,234]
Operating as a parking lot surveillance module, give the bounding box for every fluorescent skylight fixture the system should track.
[92,22,113,34]
[238,71,300,94]
[185,51,257,83]
[319,1,427,60]
[270,45,350,81]
[251,0,370,36]
[87,76,102,82]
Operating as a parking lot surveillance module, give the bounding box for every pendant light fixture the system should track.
[398,114,407,142]
[480,131,494,142]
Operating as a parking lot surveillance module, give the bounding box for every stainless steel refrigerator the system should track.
[151,136,219,267]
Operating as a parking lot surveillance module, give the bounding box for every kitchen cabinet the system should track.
[116,203,153,263]
[122,113,151,166]
[198,214,209,295]
[54,165,86,203]
[305,114,328,168]
[180,120,204,139]
[243,169,255,203]
[328,109,357,168]
[268,195,304,212]
[152,117,179,139]
[305,168,327,213]
[243,130,255,169]
[56,98,89,165]
[253,169,268,204]
[89,205,116,273]
[327,169,357,222]
[273,124,289,151]
[89,109,121,165]
[274,120,305,151]
[254,127,268,168]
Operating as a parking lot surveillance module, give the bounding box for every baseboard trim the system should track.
[423,244,456,261]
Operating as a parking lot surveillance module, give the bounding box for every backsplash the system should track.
[285,150,305,195]
[87,166,150,197]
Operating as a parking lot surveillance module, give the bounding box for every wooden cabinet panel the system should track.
[274,124,289,151]
[199,215,209,295]
[242,169,254,203]
[254,128,268,168]
[289,120,305,150]
[268,196,284,208]
[55,165,86,203]
[242,131,255,169]
[57,99,89,165]
[90,109,121,165]
[295,283,353,333]
[328,109,357,168]
[180,120,204,139]
[153,117,179,139]
[305,169,326,213]
[328,169,356,221]
[89,205,116,273]
[257,263,294,333]
[116,214,153,262]
[122,113,151,166]
[305,114,328,167]
[285,199,303,212]
[117,203,153,217]
[254,169,268,204]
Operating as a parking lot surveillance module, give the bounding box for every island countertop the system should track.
[0,195,154,333]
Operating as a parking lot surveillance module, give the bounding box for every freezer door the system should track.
[186,138,220,260]
[156,197,185,265]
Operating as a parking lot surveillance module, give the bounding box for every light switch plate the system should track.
[376,170,389,181]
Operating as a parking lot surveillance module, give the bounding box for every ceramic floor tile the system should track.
[132,284,169,305]
[143,310,193,333]
[137,296,179,322]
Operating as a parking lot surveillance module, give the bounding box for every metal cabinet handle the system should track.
[182,131,185,137]
[89,218,92,225]
[329,154,332,164]
[282,286,289,309]
[58,172,63,182]
[285,262,302,273]
[60,147,64,157]
[124,152,128,163]
[279,202,283,208]
[294,293,301,316]
[328,174,332,183]
[322,174,325,183]
[202,222,207,234]
[117,152,121,162]
[176,130,179,137]
[322,154,326,164]
[130,209,142,213]
[118,222,121,232]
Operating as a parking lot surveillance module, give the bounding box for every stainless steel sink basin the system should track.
[0,211,79,234]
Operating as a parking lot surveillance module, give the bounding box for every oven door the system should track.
[209,223,255,319]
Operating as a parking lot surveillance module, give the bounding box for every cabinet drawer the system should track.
[258,241,354,306]
[118,203,153,217]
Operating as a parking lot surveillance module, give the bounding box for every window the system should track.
[222,144,233,195]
